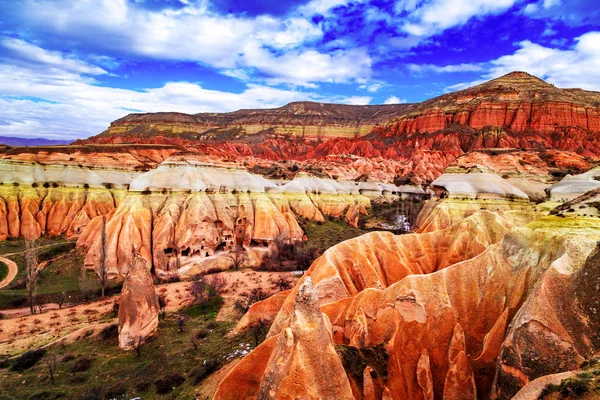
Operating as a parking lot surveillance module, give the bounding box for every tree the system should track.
[56,292,66,309]
[44,354,58,383]
[190,336,199,351]
[234,287,269,314]
[249,319,269,347]
[158,294,168,320]
[98,215,109,297]
[35,295,46,314]
[25,239,41,315]
[227,246,246,271]
[177,316,186,332]
[272,277,292,292]
[132,336,143,357]
[190,274,227,305]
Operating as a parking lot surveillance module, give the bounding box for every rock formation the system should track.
[215,277,355,400]
[97,102,414,139]
[219,187,600,399]
[81,72,600,185]
[118,254,160,350]
[77,156,378,278]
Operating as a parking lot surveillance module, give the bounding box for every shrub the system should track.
[155,373,185,394]
[11,348,46,372]
[69,356,94,373]
[78,386,104,400]
[105,382,127,399]
[100,324,119,341]
[190,274,227,305]
[191,359,221,385]
[62,354,76,363]
[136,380,151,393]
[0,358,11,369]
[206,320,218,330]
[196,329,209,339]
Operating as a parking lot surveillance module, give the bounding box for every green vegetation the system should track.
[539,358,600,399]
[0,298,263,399]
[0,260,7,282]
[0,236,75,257]
[0,248,120,310]
[300,217,368,254]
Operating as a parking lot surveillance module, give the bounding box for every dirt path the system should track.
[0,257,18,289]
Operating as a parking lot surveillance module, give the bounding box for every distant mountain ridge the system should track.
[0,136,72,146]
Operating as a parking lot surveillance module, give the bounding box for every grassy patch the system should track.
[300,217,368,254]
[539,358,600,399]
[0,249,120,310]
[182,296,223,320]
[0,260,7,282]
[0,299,260,399]
[0,236,74,257]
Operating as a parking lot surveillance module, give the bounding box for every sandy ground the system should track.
[0,269,298,357]
[0,257,17,289]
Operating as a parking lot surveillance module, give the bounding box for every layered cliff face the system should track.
[0,145,183,240]
[218,192,600,399]
[81,72,600,185]
[97,102,414,140]
[383,72,600,135]
[76,157,378,279]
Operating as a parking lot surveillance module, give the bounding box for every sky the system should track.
[0,0,599,140]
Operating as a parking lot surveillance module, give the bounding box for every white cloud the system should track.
[0,41,374,140]
[359,82,384,93]
[1,37,107,75]
[11,0,370,86]
[384,95,406,104]
[408,63,484,73]
[444,31,600,91]
[396,0,517,37]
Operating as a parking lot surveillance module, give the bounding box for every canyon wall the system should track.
[217,195,600,399]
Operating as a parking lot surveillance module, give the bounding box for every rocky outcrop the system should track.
[96,102,414,140]
[384,72,600,136]
[81,72,600,185]
[77,159,372,278]
[118,254,160,350]
[0,184,123,240]
[219,196,600,399]
[215,278,354,400]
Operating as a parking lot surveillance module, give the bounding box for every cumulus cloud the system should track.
[522,0,599,26]
[8,0,371,86]
[384,96,406,104]
[408,63,484,73]
[440,31,600,91]
[396,0,517,37]
[1,38,107,75]
[0,40,373,140]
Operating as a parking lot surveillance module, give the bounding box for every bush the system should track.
[191,359,221,385]
[196,329,209,339]
[155,373,185,394]
[206,320,218,330]
[78,386,104,400]
[190,274,227,305]
[70,356,94,373]
[11,349,46,372]
[100,324,118,341]
[62,354,76,363]
[0,358,11,369]
[105,382,127,399]
[136,380,151,393]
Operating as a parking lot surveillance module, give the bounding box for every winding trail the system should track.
[0,256,18,289]
[0,240,75,290]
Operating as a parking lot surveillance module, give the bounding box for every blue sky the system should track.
[0,0,599,140]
